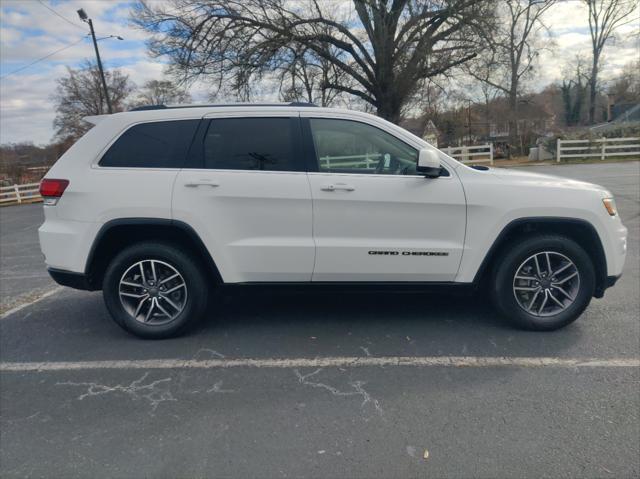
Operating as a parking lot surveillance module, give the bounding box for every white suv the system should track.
[38,103,627,338]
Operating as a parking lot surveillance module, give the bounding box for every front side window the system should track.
[100,120,199,168]
[309,118,418,175]
[203,117,297,171]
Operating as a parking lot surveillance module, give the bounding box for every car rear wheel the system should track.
[491,235,596,330]
[103,241,208,339]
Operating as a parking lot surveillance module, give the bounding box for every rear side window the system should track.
[100,120,199,168]
[203,117,297,171]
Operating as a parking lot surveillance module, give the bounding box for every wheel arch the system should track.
[473,217,608,298]
[85,218,223,290]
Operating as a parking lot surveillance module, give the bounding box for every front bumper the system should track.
[594,274,622,298]
[605,274,621,289]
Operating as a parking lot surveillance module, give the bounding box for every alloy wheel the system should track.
[512,251,580,317]
[118,259,187,325]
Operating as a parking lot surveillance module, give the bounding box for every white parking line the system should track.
[0,287,63,320]
[1,356,638,372]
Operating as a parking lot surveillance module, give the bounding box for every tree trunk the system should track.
[588,56,598,124]
[376,94,402,124]
[508,85,518,159]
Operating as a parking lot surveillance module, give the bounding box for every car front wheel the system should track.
[491,235,596,331]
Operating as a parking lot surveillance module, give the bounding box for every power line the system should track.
[36,0,86,31]
[0,37,87,80]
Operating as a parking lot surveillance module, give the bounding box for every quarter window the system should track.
[99,120,199,168]
[309,118,418,175]
[203,117,297,171]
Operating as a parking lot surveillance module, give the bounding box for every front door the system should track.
[304,117,466,282]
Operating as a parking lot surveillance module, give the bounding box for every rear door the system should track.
[303,116,467,282]
[172,113,314,283]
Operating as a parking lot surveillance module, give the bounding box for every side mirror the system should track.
[417,149,441,178]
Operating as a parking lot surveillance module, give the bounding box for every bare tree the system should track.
[584,0,636,123]
[52,60,135,141]
[275,44,349,107]
[133,0,493,123]
[465,0,555,152]
[560,56,590,126]
[460,56,502,139]
[132,80,192,107]
[608,60,640,103]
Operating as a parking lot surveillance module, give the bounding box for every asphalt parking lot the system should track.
[0,203,55,313]
[1,161,639,478]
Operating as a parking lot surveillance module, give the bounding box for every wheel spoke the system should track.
[552,285,573,300]
[552,262,573,277]
[164,283,186,294]
[159,273,180,286]
[134,295,150,317]
[514,286,539,291]
[139,263,147,284]
[144,298,156,322]
[533,255,543,277]
[538,290,549,314]
[121,280,143,288]
[545,252,553,275]
[547,290,565,309]
[515,275,536,281]
[155,299,172,318]
[159,294,181,312]
[151,260,157,282]
[120,292,147,299]
[554,271,578,284]
[527,289,541,311]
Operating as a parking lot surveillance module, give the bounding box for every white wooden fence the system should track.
[0,182,41,206]
[443,144,494,165]
[319,153,382,169]
[557,137,640,162]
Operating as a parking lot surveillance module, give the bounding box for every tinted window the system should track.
[203,117,297,171]
[309,118,418,175]
[100,120,199,168]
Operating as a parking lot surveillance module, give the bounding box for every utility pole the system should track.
[77,8,112,114]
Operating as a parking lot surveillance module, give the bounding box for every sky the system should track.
[0,0,638,145]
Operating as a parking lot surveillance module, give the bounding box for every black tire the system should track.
[103,241,208,339]
[491,234,595,331]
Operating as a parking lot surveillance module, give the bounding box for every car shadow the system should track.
[0,287,586,362]
[184,286,585,360]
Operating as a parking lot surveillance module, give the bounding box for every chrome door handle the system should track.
[184,180,220,188]
[321,183,355,192]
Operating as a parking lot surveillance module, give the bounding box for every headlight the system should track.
[602,197,617,216]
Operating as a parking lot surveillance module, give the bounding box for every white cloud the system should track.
[518,0,639,89]
[0,65,67,145]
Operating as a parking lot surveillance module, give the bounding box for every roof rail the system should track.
[129,105,168,111]
[128,102,317,112]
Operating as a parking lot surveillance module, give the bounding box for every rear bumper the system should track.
[48,268,97,291]
[38,216,97,273]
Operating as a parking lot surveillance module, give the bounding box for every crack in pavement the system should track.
[359,346,372,357]
[193,348,226,359]
[294,368,383,416]
[206,380,235,394]
[56,372,176,412]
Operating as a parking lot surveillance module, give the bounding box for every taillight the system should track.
[39,179,69,205]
